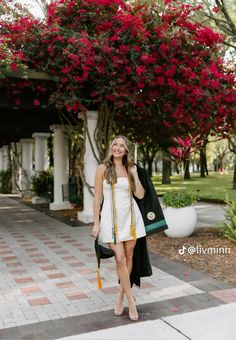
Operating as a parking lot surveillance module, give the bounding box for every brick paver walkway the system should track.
[0,195,234,339]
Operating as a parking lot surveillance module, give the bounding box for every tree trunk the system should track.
[233,160,236,189]
[200,147,206,177]
[184,160,190,179]
[162,156,171,184]
[174,163,179,174]
[218,156,225,172]
[204,150,208,175]
[154,160,158,173]
[213,159,217,172]
[147,158,153,178]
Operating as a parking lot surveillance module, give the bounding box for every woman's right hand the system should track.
[91,224,100,239]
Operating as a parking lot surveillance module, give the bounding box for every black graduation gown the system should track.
[130,165,168,287]
[134,165,168,235]
[130,236,152,287]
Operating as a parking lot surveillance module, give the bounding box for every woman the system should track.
[91,135,146,321]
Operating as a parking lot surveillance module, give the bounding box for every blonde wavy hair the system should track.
[103,135,136,192]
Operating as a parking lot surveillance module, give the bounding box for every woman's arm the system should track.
[131,166,145,199]
[91,164,105,238]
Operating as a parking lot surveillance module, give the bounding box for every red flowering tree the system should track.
[0,39,27,78]
[0,0,31,77]
[1,0,236,156]
[168,134,202,180]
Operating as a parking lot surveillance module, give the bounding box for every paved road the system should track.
[159,197,226,228]
[194,201,226,228]
[58,302,236,340]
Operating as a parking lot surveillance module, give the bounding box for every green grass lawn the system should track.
[152,172,236,202]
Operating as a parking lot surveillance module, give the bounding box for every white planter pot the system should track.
[163,206,197,238]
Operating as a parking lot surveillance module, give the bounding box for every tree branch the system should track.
[216,0,236,34]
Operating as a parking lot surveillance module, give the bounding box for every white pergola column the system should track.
[50,125,72,210]
[78,111,99,223]
[20,139,34,191]
[32,132,50,171]
[2,145,9,171]
[0,148,3,171]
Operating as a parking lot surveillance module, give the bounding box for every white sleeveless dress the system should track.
[99,177,146,243]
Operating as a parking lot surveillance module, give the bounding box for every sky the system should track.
[18,0,45,18]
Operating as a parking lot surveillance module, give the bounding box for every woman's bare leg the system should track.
[117,239,136,300]
[118,240,137,318]
[109,240,138,319]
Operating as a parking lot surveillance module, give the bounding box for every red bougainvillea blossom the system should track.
[0,38,27,78]
[1,0,235,138]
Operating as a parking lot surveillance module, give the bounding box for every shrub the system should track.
[223,198,236,243]
[163,189,197,208]
[31,169,53,201]
[0,170,12,193]
[69,176,83,206]
[69,194,83,206]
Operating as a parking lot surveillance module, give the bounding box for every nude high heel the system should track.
[114,294,124,316]
[114,305,124,316]
[128,297,138,321]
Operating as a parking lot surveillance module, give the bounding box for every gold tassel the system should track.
[128,176,137,241]
[97,268,102,289]
[130,224,137,240]
[130,224,133,237]
[111,182,118,245]
[114,224,118,245]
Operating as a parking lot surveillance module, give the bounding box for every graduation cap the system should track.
[94,238,114,288]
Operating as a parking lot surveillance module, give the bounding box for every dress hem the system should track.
[99,234,146,244]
